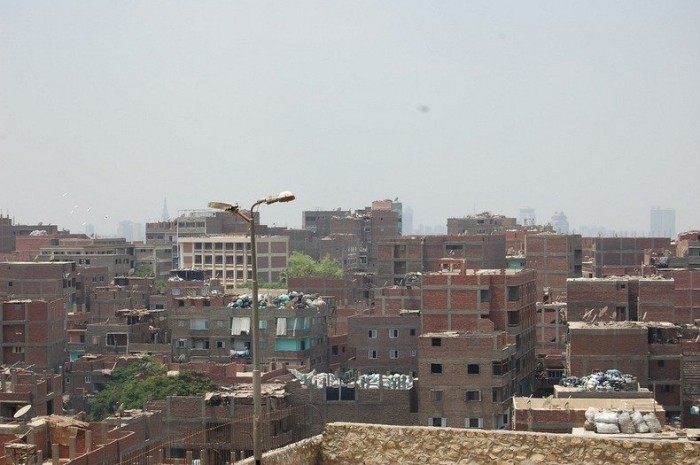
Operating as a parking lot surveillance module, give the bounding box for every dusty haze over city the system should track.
[1,2,699,236]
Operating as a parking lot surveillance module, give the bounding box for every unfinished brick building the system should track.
[567,271,700,324]
[415,261,537,430]
[375,234,506,286]
[581,237,672,278]
[566,320,700,426]
[446,212,517,236]
[524,232,582,302]
[0,299,66,370]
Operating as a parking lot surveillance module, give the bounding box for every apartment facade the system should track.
[0,299,66,370]
[177,235,289,292]
[418,331,516,430]
[376,234,506,286]
[525,232,582,302]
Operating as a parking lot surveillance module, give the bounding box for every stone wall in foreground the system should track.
[319,422,700,465]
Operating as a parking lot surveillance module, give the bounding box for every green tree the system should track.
[87,357,217,421]
[318,255,343,279]
[286,252,343,278]
[133,264,154,278]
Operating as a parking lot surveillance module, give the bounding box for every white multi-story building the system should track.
[177,235,289,291]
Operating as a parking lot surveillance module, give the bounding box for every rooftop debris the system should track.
[290,369,414,390]
[559,369,636,392]
[227,291,326,310]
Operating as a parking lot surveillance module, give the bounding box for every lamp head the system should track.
[266,191,296,205]
[208,201,240,212]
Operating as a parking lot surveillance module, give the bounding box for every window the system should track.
[410,349,417,357]
[368,329,378,339]
[429,417,446,427]
[467,364,480,374]
[84,376,92,384]
[410,328,416,336]
[662,385,673,393]
[368,349,377,359]
[332,345,339,355]
[466,390,481,401]
[12,346,24,354]
[479,289,491,302]
[176,339,186,348]
[492,388,502,403]
[259,319,268,330]
[190,319,209,330]
[172,288,181,296]
[431,363,443,374]
[216,320,225,328]
[389,329,399,338]
[216,341,225,349]
[430,390,443,401]
[466,418,483,429]
[657,360,665,367]
[65,377,71,385]
[431,337,441,347]
[507,286,520,301]
[389,349,399,359]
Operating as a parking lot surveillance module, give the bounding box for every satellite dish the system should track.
[13,404,31,419]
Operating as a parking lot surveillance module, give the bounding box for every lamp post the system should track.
[208,191,295,465]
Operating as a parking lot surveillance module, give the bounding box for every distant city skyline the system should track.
[0,200,683,240]
[2,2,699,237]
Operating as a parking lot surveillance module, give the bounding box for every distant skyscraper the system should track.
[162,197,170,221]
[551,212,569,234]
[650,206,675,238]
[518,207,536,227]
[403,205,414,235]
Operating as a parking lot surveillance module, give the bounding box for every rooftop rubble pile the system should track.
[227,291,326,310]
[290,369,414,390]
[585,407,664,435]
[559,369,636,392]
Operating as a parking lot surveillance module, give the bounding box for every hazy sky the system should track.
[2,2,699,236]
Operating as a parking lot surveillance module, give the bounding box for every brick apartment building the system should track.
[303,200,402,272]
[0,216,13,254]
[177,235,289,292]
[413,261,537,430]
[37,237,136,280]
[566,320,700,426]
[446,212,517,236]
[347,312,421,376]
[169,294,333,370]
[88,277,153,322]
[0,261,78,310]
[419,330,516,430]
[376,234,506,286]
[567,270,700,324]
[0,299,66,370]
[525,232,582,302]
[676,230,700,268]
[286,374,419,426]
[534,301,568,393]
[581,236,672,278]
[0,365,63,418]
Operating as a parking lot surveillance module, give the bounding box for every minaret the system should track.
[162,197,170,221]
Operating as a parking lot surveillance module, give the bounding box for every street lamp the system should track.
[208,191,295,465]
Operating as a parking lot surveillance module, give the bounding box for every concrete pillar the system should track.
[69,429,77,460]
[186,450,193,465]
[85,429,93,452]
[51,444,59,465]
[101,422,108,445]
[200,449,207,465]
[36,450,43,465]
[147,455,153,465]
